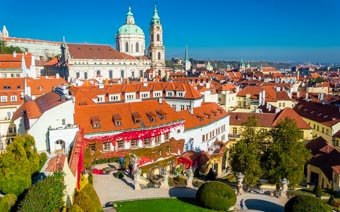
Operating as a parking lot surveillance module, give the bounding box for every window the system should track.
[120,70,124,78]
[167,91,174,97]
[96,70,101,77]
[282,103,285,107]
[110,95,119,102]
[202,134,205,142]
[136,42,139,52]
[125,42,129,52]
[317,125,319,131]
[155,136,161,144]
[1,96,7,102]
[143,138,151,146]
[172,105,176,110]
[154,91,162,97]
[84,72,88,79]
[109,70,113,79]
[221,124,225,132]
[10,95,17,102]
[157,34,160,41]
[177,92,184,97]
[103,142,111,151]
[62,119,66,125]
[90,143,96,151]
[164,132,170,141]
[91,116,101,129]
[158,52,161,60]
[126,94,135,100]
[8,126,16,134]
[76,72,80,78]
[131,140,138,148]
[141,93,149,99]
[279,103,281,107]
[97,96,104,102]
[233,127,237,135]
[180,105,185,110]
[186,105,191,110]
[112,114,122,126]
[132,71,135,78]
[117,140,124,149]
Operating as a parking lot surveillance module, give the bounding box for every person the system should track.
[240,199,244,209]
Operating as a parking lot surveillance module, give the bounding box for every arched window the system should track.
[158,52,161,60]
[136,42,139,53]
[109,70,113,79]
[158,70,161,76]
[120,70,124,78]
[151,34,154,42]
[131,71,135,78]
[76,72,80,78]
[84,72,88,79]
[157,34,160,42]
[96,70,101,77]
[125,42,129,52]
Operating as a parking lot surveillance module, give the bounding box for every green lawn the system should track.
[114,198,215,212]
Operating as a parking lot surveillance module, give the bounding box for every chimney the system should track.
[143,78,148,87]
[13,51,16,58]
[275,107,281,114]
[189,107,194,114]
[158,97,163,104]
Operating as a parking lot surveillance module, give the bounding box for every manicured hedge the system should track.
[196,181,236,211]
[73,184,102,212]
[285,195,332,212]
[0,194,17,212]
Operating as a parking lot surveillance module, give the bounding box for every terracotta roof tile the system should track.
[45,154,66,172]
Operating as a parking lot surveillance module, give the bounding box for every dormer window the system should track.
[112,114,122,126]
[156,110,167,120]
[109,95,119,102]
[97,96,104,103]
[91,116,101,129]
[141,92,150,99]
[177,92,184,97]
[10,96,17,102]
[153,91,162,97]
[166,91,174,97]
[146,112,157,123]
[132,112,142,124]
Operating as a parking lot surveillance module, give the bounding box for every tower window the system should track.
[136,42,139,52]
[158,52,161,60]
[125,42,129,52]
[157,34,160,42]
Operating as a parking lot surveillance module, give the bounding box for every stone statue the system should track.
[280,178,289,199]
[236,172,245,195]
[160,168,169,189]
[132,154,141,190]
[186,168,193,188]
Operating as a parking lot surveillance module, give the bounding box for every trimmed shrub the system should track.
[313,184,323,198]
[69,204,84,212]
[196,181,236,211]
[88,173,93,184]
[20,172,65,211]
[0,194,17,212]
[328,195,336,207]
[285,195,332,212]
[114,171,124,179]
[74,184,102,212]
[38,152,48,171]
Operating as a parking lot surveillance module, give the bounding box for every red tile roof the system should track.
[294,100,340,127]
[178,102,228,130]
[0,53,32,69]
[74,100,184,134]
[230,108,311,129]
[67,44,136,60]
[27,77,67,96]
[45,154,66,172]
[12,91,67,120]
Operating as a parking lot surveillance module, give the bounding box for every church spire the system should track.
[1,25,9,38]
[151,4,161,25]
[126,6,135,25]
[184,45,189,62]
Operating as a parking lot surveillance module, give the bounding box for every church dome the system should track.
[117,24,144,37]
[116,6,144,37]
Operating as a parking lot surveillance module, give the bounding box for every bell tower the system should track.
[148,5,166,78]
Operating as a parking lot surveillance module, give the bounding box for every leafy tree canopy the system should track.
[0,40,23,54]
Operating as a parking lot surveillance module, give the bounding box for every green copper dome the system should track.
[117,24,144,36]
[117,6,145,37]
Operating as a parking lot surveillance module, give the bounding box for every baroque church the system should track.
[59,5,166,83]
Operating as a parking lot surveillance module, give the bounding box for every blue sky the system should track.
[1,0,340,63]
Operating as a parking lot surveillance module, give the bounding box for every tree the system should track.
[0,40,23,54]
[20,172,65,212]
[0,135,40,195]
[0,194,17,212]
[264,118,311,187]
[229,116,266,185]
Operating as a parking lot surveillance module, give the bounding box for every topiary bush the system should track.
[0,194,17,212]
[285,195,332,212]
[74,184,102,212]
[313,184,323,198]
[196,181,236,211]
[38,152,48,171]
